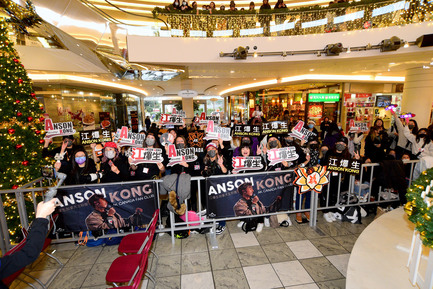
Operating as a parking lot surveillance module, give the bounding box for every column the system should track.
[401,68,433,128]
[182,97,194,121]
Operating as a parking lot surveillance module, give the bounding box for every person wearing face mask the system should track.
[170,136,193,175]
[129,133,165,181]
[279,135,306,168]
[233,136,259,157]
[320,117,331,140]
[65,147,97,185]
[306,120,319,136]
[322,122,343,150]
[319,144,329,165]
[393,112,419,158]
[322,137,360,223]
[392,111,427,159]
[100,142,130,183]
[202,142,228,234]
[347,128,363,158]
[180,0,192,10]
[364,126,386,163]
[43,135,77,173]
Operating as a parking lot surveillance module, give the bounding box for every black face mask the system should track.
[284,138,293,144]
[242,139,251,145]
[349,133,355,139]
[418,134,427,139]
[309,143,319,150]
[408,124,415,130]
[269,140,278,148]
[177,143,185,149]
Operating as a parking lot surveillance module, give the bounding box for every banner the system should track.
[56,181,157,232]
[267,147,299,166]
[262,121,289,134]
[203,120,231,141]
[167,144,198,166]
[129,147,164,165]
[206,171,295,218]
[289,120,317,141]
[79,129,112,145]
[327,157,362,175]
[187,130,205,153]
[232,156,264,172]
[130,111,139,133]
[233,125,261,137]
[44,119,76,139]
[113,126,146,147]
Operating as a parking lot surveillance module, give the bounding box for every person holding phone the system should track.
[43,135,77,173]
[100,142,130,183]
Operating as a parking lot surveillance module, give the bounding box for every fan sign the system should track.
[267,147,299,166]
[326,157,362,175]
[129,148,164,165]
[199,112,220,125]
[289,120,317,141]
[262,121,289,135]
[113,126,145,147]
[233,125,261,137]
[167,144,198,166]
[44,119,76,139]
[293,166,330,194]
[203,120,232,141]
[160,132,175,146]
[188,130,205,153]
[232,156,264,173]
[160,114,184,126]
[80,129,112,145]
[172,108,186,118]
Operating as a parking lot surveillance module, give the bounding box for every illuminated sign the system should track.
[308,93,340,102]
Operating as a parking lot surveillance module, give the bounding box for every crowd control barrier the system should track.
[0,160,419,252]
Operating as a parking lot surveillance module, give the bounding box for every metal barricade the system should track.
[0,160,419,254]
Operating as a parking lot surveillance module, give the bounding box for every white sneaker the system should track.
[237,221,245,228]
[324,212,334,223]
[264,218,270,227]
[286,217,292,226]
[334,212,342,220]
[330,212,337,221]
[256,223,264,233]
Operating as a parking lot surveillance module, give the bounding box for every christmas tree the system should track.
[0,19,46,239]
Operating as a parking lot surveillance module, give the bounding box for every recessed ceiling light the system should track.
[389,63,395,65]
[309,69,314,72]
[228,84,231,86]
[230,70,235,74]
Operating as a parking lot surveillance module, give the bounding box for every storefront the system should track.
[306,93,341,126]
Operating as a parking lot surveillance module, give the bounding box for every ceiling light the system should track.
[253,52,258,58]
[423,65,430,69]
[404,41,409,48]
[309,69,315,72]
[230,70,235,74]
[380,36,402,52]
[346,47,351,53]
[324,43,343,56]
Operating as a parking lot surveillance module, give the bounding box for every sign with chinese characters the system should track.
[129,148,164,165]
[188,130,205,153]
[204,120,232,141]
[289,121,317,141]
[160,114,184,126]
[308,93,340,102]
[267,147,299,166]
[113,126,146,147]
[232,156,263,172]
[167,144,198,166]
[44,119,76,139]
[261,121,289,135]
[79,129,112,145]
[353,122,369,132]
[293,166,330,193]
[233,125,261,137]
[199,112,220,125]
[326,157,362,175]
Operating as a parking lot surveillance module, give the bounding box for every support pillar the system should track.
[401,68,433,128]
[182,97,194,121]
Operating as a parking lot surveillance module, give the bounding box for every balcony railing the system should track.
[151,0,432,38]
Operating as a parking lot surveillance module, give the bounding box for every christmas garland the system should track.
[405,168,433,248]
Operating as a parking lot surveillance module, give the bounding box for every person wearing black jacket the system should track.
[43,135,77,174]
[100,142,130,183]
[64,147,98,185]
[0,199,58,288]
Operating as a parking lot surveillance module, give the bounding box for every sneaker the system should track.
[215,225,226,235]
[334,212,342,220]
[264,218,270,227]
[286,217,292,226]
[198,209,207,216]
[330,212,337,221]
[256,223,264,233]
[324,212,334,223]
[237,221,245,228]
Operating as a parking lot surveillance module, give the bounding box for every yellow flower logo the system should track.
[293,165,330,194]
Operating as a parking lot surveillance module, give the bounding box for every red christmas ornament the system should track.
[39,139,44,144]
[27,116,33,122]
[15,144,23,149]
[15,100,20,104]
[35,130,41,135]
[17,112,22,117]
[31,92,36,97]
[21,64,24,68]
[22,161,29,166]
[40,107,44,110]
[13,58,19,63]
[12,185,18,190]
[18,79,23,84]
[8,128,15,134]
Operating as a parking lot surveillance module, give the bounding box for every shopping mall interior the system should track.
[2,0,433,288]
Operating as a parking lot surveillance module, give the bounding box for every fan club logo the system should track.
[293,166,330,193]
[233,125,261,137]
[44,119,76,139]
[159,114,184,126]
[262,121,289,135]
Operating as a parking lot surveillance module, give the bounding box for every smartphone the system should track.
[109,160,113,167]
[41,166,55,179]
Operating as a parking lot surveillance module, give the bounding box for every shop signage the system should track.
[232,156,264,172]
[99,112,111,129]
[233,125,261,137]
[44,119,76,139]
[204,120,231,141]
[129,147,164,165]
[187,130,205,153]
[353,122,369,132]
[79,129,112,145]
[178,90,198,98]
[375,95,392,107]
[262,121,289,134]
[167,144,198,166]
[327,157,362,175]
[160,113,184,126]
[289,121,317,141]
[308,93,340,102]
[308,105,323,118]
[130,111,139,133]
[113,126,146,147]
[267,147,299,166]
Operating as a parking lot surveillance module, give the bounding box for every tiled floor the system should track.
[9,213,376,289]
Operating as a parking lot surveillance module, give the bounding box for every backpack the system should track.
[241,218,258,234]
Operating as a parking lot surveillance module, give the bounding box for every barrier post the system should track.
[0,200,11,253]
[309,189,317,228]
[15,191,29,230]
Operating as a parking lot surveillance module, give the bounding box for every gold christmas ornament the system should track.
[404,202,413,216]
[424,213,431,221]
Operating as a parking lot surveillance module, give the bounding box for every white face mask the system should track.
[105,150,116,159]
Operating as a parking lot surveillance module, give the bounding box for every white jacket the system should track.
[394,116,412,152]
[395,117,433,158]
